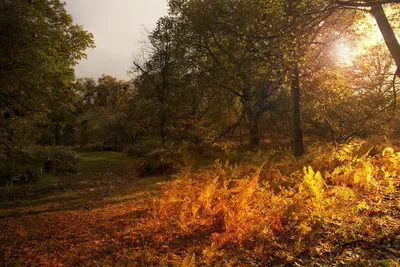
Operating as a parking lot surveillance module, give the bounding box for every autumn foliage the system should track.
[140,140,400,265]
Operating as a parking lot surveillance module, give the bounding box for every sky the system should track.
[64,0,168,81]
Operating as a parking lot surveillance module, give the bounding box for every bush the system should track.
[77,142,123,152]
[143,140,400,264]
[77,142,104,152]
[135,147,184,177]
[0,146,78,185]
[221,143,287,166]
[123,139,164,158]
[123,145,146,157]
[38,146,78,174]
[183,142,216,156]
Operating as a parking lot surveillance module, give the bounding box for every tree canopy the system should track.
[0,0,94,149]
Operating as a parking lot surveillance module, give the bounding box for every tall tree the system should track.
[132,17,176,146]
[280,0,354,156]
[0,0,94,149]
[169,0,286,147]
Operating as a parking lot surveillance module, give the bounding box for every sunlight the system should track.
[357,15,383,47]
[333,40,354,64]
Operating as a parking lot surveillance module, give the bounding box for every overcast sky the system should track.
[64,0,168,81]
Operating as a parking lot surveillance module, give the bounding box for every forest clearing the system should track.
[2,0,400,266]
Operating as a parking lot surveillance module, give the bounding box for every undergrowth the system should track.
[0,146,78,186]
[136,140,400,265]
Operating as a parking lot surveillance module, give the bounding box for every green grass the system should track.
[0,151,137,209]
[0,150,171,214]
[77,151,133,169]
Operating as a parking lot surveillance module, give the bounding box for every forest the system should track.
[1,0,400,266]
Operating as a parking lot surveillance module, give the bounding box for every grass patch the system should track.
[77,151,133,169]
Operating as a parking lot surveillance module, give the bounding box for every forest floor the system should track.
[0,152,171,266]
[0,150,400,266]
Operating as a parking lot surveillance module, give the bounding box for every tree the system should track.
[335,1,400,76]
[76,75,132,149]
[0,0,94,149]
[127,0,398,155]
[276,0,356,156]
[131,17,176,146]
[168,0,287,148]
[82,75,132,109]
[302,42,396,142]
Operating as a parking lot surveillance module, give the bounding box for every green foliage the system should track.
[76,142,105,152]
[135,147,184,177]
[74,76,133,149]
[302,43,396,142]
[123,139,163,157]
[0,146,78,185]
[0,0,94,150]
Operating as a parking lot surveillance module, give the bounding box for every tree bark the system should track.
[160,45,169,146]
[54,124,61,146]
[160,98,167,146]
[287,0,305,157]
[371,4,400,77]
[249,114,261,148]
[242,90,261,148]
[291,63,304,157]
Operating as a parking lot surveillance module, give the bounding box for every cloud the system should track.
[64,0,168,80]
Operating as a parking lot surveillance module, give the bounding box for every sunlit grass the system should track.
[77,151,132,168]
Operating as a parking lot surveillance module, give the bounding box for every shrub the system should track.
[183,142,215,156]
[77,142,123,152]
[0,146,78,185]
[123,145,146,157]
[135,147,184,177]
[38,146,78,174]
[123,139,163,157]
[77,142,104,152]
[143,140,400,263]
[221,143,287,166]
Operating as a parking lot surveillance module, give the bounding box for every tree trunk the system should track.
[113,135,118,147]
[160,101,167,146]
[160,71,167,146]
[291,63,304,157]
[160,60,168,146]
[287,0,304,157]
[249,115,260,148]
[130,130,137,144]
[54,124,61,146]
[371,4,400,77]
[82,120,89,145]
[160,36,170,146]
[243,91,261,148]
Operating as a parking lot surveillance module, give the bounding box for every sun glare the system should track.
[358,16,383,47]
[332,14,386,64]
[333,41,353,63]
